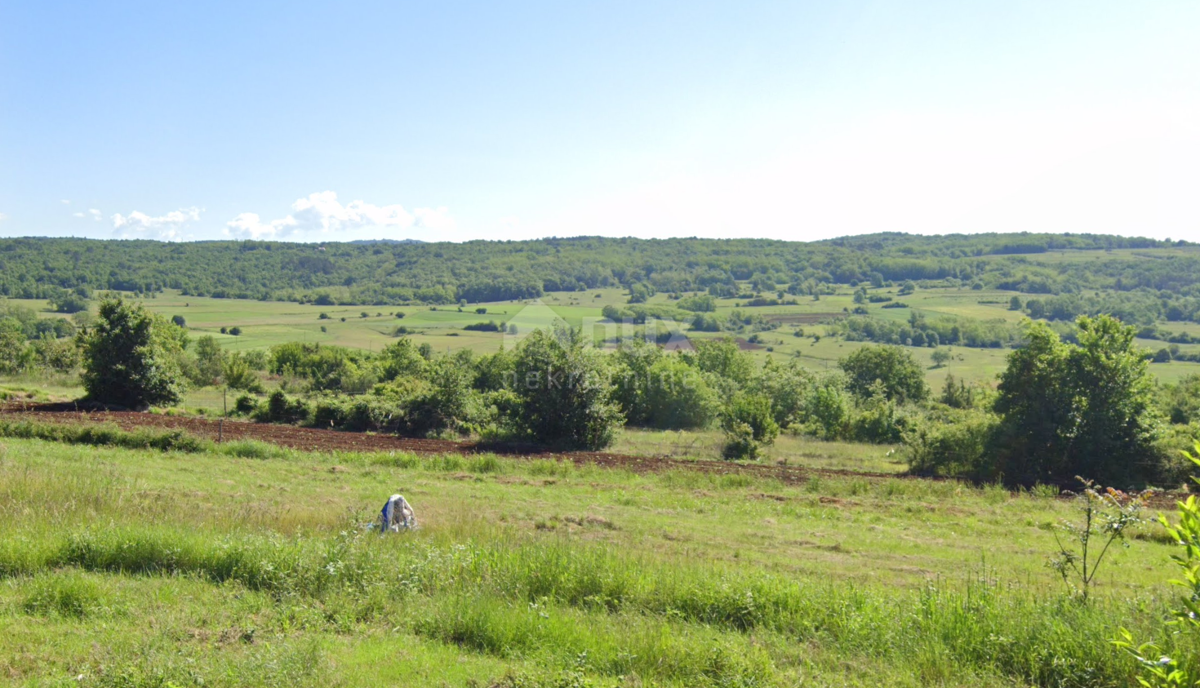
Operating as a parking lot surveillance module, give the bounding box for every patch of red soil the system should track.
[0,402,920,486]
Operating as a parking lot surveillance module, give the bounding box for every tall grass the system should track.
[0,419,208,452]
[0,522,1181,687]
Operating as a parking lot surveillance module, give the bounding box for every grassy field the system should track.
[0,432,1188,687]
[10,287,1200,389]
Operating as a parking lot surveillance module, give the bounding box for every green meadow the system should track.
[10,285,1199,389]
[0,431,1187,687]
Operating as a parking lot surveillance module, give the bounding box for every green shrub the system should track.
[905,409,1001,480]
[839,344,928,403]
[256,391,311,424]
[642,356,721,430]
[508,327,623,450]
[721,392,779,460]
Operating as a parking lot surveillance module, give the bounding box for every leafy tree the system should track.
[994,316,1161,486]
[1008,296,1022,311]
[31,335,80,372]
[509,327,623,449]
[0,318,31,374]
[48,290,88,314]
[1025,299,1046,319]
[222,353,264,393]
[752,358,812,428]
[78,298,184,408]
[690,337,754,386]
[171,315,187,328]
[641,355,721,429]
[838,345,928,402]
[192,335,226,386]
[931,348,952,368]
[611,338,664,426]
[940,373,974,409]
[404,356,480,435]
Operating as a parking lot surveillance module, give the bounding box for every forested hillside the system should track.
[2,234,1199,320]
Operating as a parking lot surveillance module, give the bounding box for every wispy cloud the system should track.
[225,191,453,241]
[111,207,202,240]
[60,199,71,205]
[0,213,8,222]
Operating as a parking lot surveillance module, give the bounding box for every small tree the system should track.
[931,348,952,368]
[509,327,623,449]
[192,335,226,385]
[78,298,184,408]
[1047,478,1148,602]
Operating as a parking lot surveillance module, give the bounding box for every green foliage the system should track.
[78,298,184,408]
[509,328,623,449]
[676,293,716,312]
[0,318,33,373]
[751,358,813,428]
[690,336,754,386]
[48,289,89,314]
[463,320,503,332]
[721,392,779,460]
[1162,375,1200,426]
[191,334,226,386]
[256,390,311,424]
[931,348,952,367]
[610,338,663,426]
[839,344,929,403]
[1047,478,1148,602]
[1116,442,1200,686]
[847,382,909,443]
[640,355,721,430]
[222,352,264,393]
[401,355,483,436]
[940,373,975,409]
[994,316,1162,487]
[0,419,207,452]
[905,408,1001,480]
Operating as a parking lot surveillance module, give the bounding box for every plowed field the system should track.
[0,402,917,485]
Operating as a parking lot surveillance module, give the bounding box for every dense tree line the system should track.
[2,235,1198,319]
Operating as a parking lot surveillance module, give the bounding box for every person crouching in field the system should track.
[380,494,417,532]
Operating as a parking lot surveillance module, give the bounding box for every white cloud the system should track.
[226,191,453,241]
[111,207,202,241]
[60,199,71,205]
[0,213,8,222]
[75,208,102,221]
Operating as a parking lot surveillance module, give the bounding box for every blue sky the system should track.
[2,1,1198,243]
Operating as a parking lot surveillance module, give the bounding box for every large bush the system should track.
[641,356,721,430]
[838,345,928,403]
[509,327,623,449]
[905,409,1001,480]
[78,298,185,409]
[993,316,1162,487]
[721,392,779,460]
